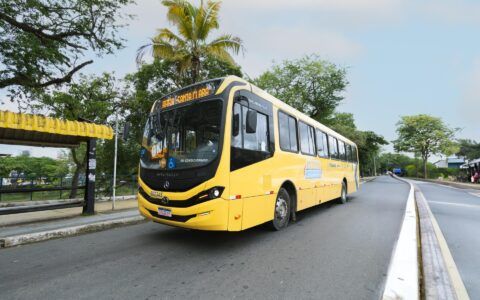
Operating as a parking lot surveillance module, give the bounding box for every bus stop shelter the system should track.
[0,111,113,215]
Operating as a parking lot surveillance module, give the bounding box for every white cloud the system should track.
[417,0,480,25]
[235,27,363,77]
[224,0,402,15]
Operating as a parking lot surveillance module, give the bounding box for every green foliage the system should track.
[137,0,243,83]
[405,164,417,177]
[378,153,415,171]
[393,114,458,178]
[456,139,480,160]
[0,155,69,178]
[329,112,388,175]
[254,55,348,124]
[30,73,119,197]
[33,73,118,122]
[379,152,461,179]
[0,0,133,100]
[96,137,140,177]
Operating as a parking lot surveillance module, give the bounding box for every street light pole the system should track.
[112,112,118,210]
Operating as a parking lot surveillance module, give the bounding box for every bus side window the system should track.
[278,111,298,152]
[338,140,346,161]
[328,135,339,159]
[316,129,329,158]
[243,106,269,152]
[352,145,358,163]
[299,121,315,156]
[233,104,269,152]
[346,144,352,162]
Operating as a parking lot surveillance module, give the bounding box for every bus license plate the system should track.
[158,207,172,217]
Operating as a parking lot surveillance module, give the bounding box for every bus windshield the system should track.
[140,99,223,170]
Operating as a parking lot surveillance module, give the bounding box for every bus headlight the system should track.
[207,186,224,199]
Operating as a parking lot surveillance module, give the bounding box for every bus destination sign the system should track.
[159,80,221,109]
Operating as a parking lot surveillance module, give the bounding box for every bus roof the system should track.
[221,75,357,146]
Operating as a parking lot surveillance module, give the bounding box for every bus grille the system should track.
[138,187,212,208]
[146,209,196,223]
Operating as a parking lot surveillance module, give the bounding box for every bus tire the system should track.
[339,181,347,204]
[270,188,291,231]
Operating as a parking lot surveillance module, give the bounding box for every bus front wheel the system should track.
[271,188,291,231]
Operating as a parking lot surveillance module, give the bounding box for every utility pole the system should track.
[373,155,377,176]
[112,113,118,210]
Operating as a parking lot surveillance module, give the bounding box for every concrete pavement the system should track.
[0,176,410,299]
[0,198,138,227]
[0,199,142,248]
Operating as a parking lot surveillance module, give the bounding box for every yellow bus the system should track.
[138,76,359,231]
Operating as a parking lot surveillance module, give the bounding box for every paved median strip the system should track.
[0,215,146,248]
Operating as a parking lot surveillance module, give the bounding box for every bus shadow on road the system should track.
[141,197,355,252]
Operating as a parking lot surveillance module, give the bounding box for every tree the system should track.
[136,0,243,84]
[378,153,416,172]
[456,139,480,160]
[393,114,458,179]
[254,55,348,124]
[0,0,132,99]
[327,112,388,176]
[32,73,118,198]
[0,155,68,178]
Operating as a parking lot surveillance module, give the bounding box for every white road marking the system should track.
[468,192,480,198]
[428,200,480,209]
[383,181,419,300]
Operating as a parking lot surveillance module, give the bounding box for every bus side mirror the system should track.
[233,114,240,136]
[246,110,257,133]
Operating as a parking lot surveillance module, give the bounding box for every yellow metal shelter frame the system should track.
[0,111,113,215]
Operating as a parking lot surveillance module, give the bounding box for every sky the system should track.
[1,0,479,160]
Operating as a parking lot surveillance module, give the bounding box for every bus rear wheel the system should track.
[271,188,291,231]
[339,181,347,204]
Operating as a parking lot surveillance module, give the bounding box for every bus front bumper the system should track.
[137,192,229,231]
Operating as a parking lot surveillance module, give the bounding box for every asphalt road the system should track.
[0,176,409,300]
[414,181,480,299]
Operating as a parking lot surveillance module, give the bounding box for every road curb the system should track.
[382,178,419,300]
[0,215,146,249]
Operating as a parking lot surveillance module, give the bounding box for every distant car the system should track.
[392,168,405,177]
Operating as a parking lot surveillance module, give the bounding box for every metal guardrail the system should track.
[0,175,137,203]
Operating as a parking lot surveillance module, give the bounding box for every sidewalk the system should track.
[0,198,144,248]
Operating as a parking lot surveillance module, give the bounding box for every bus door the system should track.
[229,91,275,229]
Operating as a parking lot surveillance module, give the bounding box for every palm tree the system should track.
[137,0,243,83]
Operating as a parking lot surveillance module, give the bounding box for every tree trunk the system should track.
[191,56,200,84]
[69,148,86,199]
[423,158,428,179]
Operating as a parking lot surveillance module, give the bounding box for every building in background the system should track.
[434,157,465,169]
